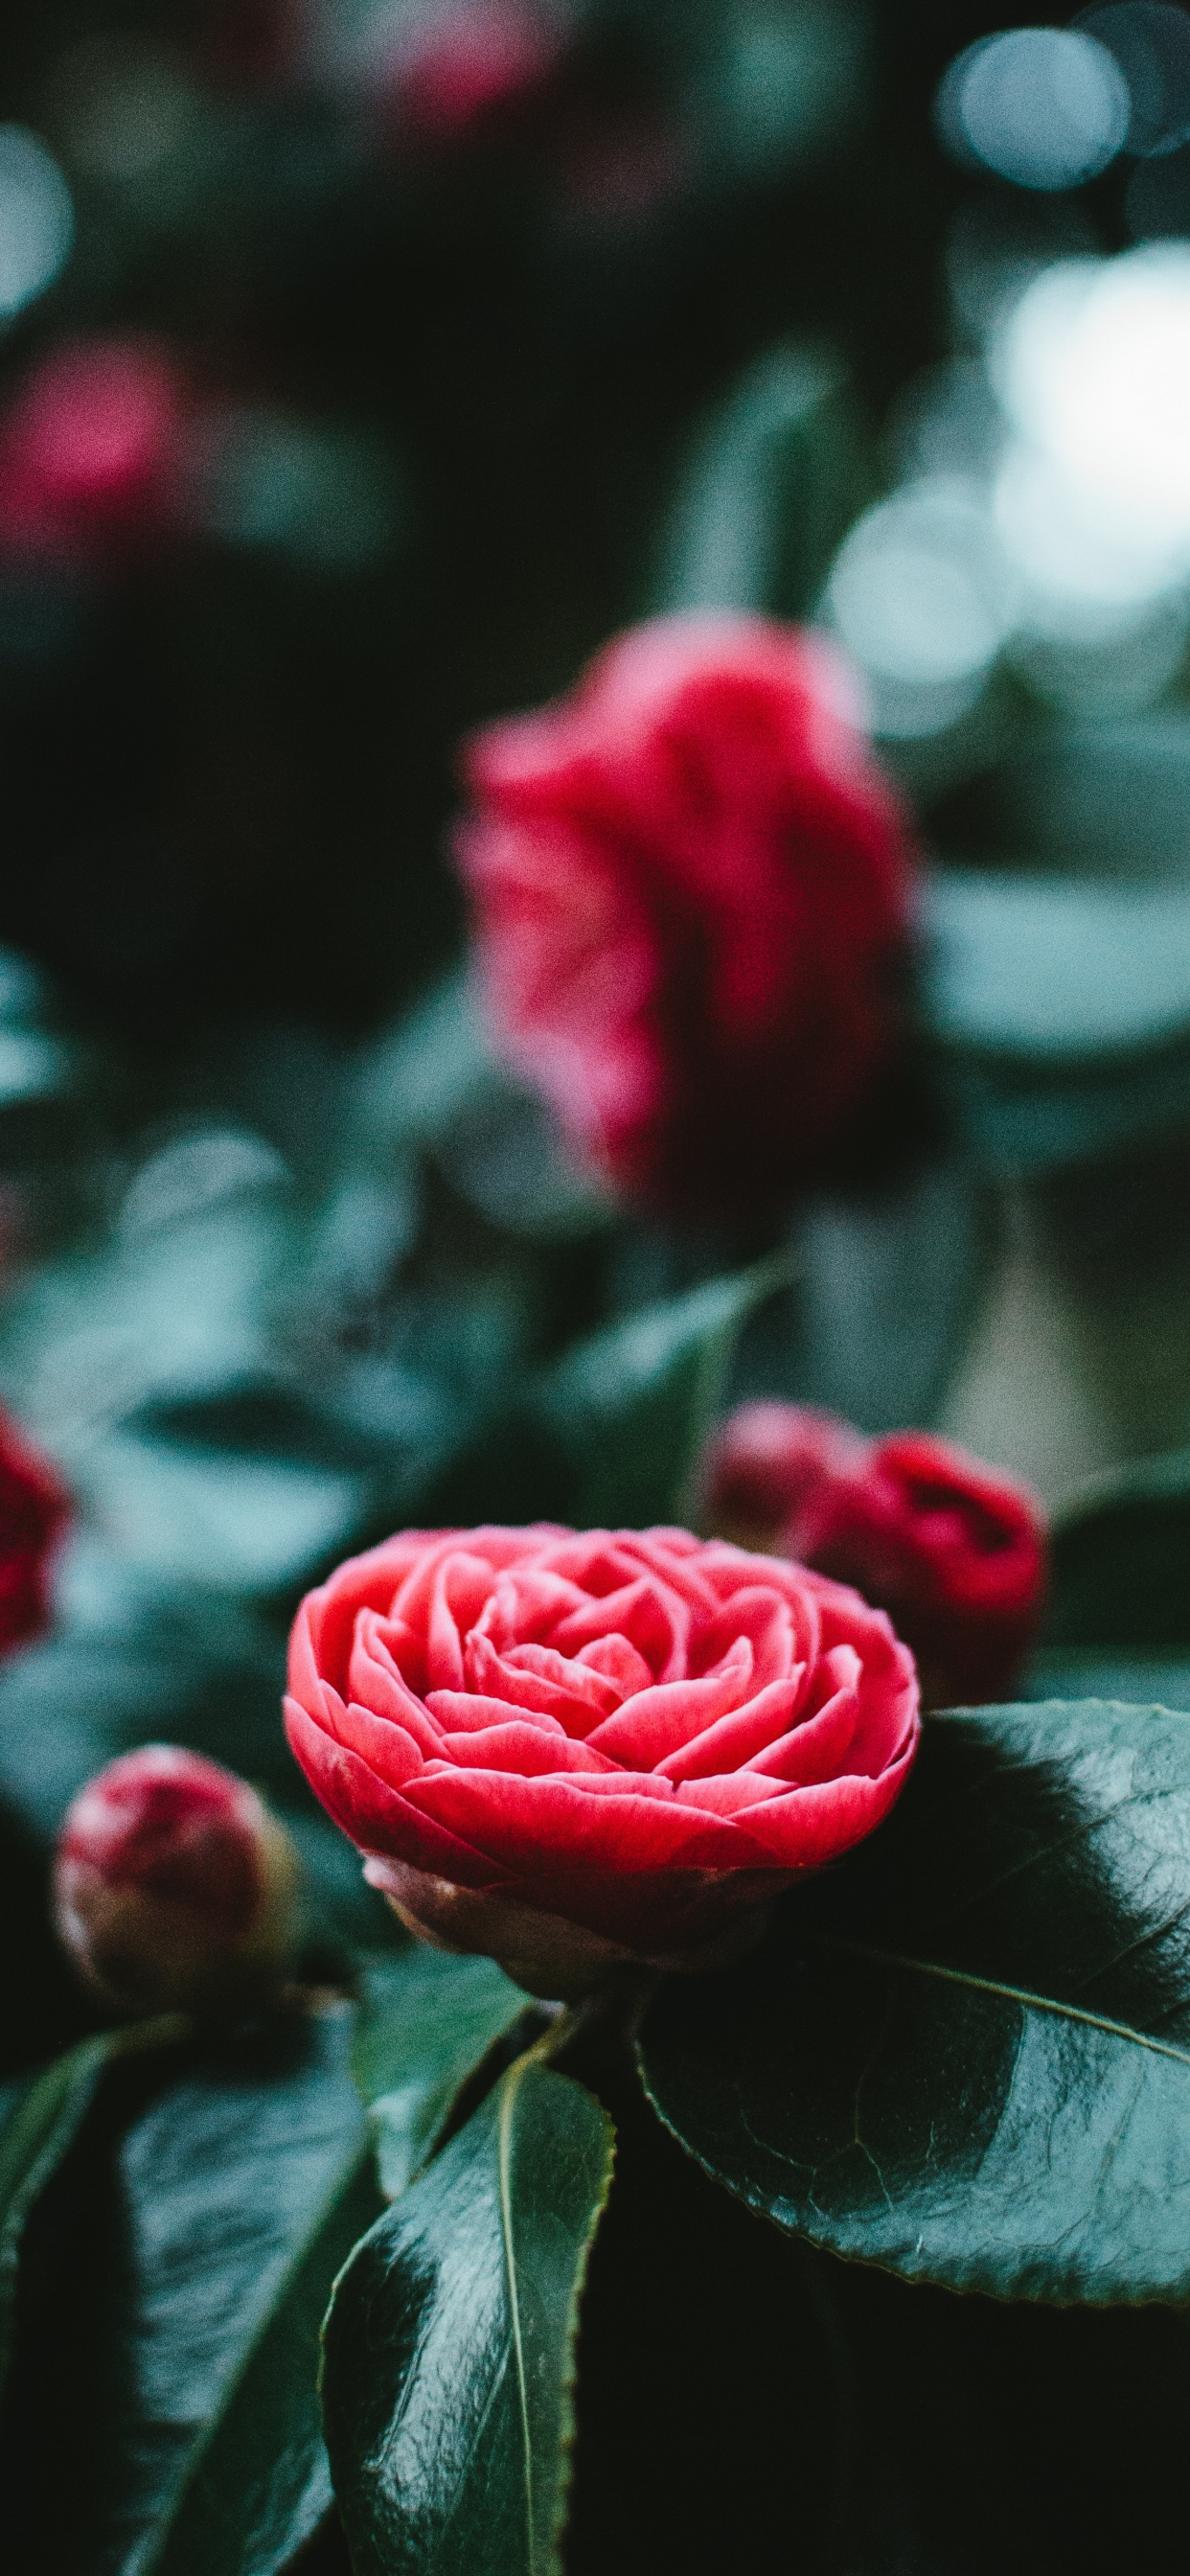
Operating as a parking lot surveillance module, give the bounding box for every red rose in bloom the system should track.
[455,615,917,1215]
[0,1409,68,1652]
[286,1524,919,1995]
[704,1404,1046,1708]
[54,1746,299,2012]
[0,337,189,565]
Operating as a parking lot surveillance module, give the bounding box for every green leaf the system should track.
[922,871,1190,1173]
[355,1945,531,2199]
[951,715,1190,884]
[639,1701,1190,2304]
[1025,1648,1190,1712]
[322,2058,616,2576]
[132,2140,380,2576]
[1047,1447,1190,1649]
[937,1046,1190,1176]
[532,1258,788,1526]
[0,2009,371,2574]
[736,1160,984,1432]
[924,871,1190,1061]
[133,1949,526,2576]
[652,342,869,617]
[0,2036,111,2397]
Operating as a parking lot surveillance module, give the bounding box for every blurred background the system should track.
[4,2,1190,1935]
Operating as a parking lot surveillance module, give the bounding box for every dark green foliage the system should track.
[1047,1448,1190,1648]
[322,2059,615,2576]
[640,1700,1190,2302]
[533,1258,789,1526]
[0,2009,369,2576]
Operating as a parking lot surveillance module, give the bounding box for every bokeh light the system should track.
[0,337,188,563]
[935,28,1131,193]
[825,478,1018,737]
[1076,3,1190,155]
[992,247,1190,614]
[0,127,74,320]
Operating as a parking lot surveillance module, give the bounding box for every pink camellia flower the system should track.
[384,2,565,141]
[54,1746,300,2013]
[704,1404,1047,1708]
[285,1524,919,1996]
[455,615,917,1216]
[0,336,189,565]
[0,1408,69,1653]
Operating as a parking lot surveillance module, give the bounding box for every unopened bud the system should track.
[54,1745,300,2014]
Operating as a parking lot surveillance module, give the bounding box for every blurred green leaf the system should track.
[652,341,870,617]
[323,2059,615,2576]
[732,1161,985,1432]
[925,873,1190,1062]
[1046,1448,1190,1649]
[0,2036,111,2398]
[923,871,1190,1174]
[640,1699,1190,2304]
[1024,1647,1190,1712]
[955,716,1190,883]
[533,1256,789,1524]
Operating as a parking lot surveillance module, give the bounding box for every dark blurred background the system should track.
[0,2,1068,1049]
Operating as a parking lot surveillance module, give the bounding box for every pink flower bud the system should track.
[702,1401,868,1554]
[54,1746,300,2014]
[0,336,190,567]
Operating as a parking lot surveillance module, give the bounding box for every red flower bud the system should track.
[702,1401,868,1555]
[706,1404,1047,1708]
[383,3,564,143]
[0,1407,69,1654]
[455,615,917,1217]
[54,1747,300,2014]
[0,336,190,567]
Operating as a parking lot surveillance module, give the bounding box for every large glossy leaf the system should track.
[640,1701,1190,2304]
[1047,1448,1190,1648]
[129,1949,525,2576]
[132,2142,380,2576]
[533,1259,787,1526]
[323,2058,615,2576]
[0,2007,369,2576]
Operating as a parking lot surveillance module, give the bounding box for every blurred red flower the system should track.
[455,614,918,1215]
[384,2,565,141]
[705,1403,1047,1707]
[0,336,190,565]
[0,1408,68,1653]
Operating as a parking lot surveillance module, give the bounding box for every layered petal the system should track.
[285,1520,922,1979]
